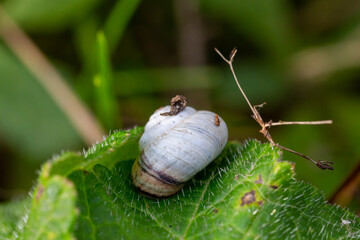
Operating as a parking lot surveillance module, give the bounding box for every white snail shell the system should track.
[132,105,228,198]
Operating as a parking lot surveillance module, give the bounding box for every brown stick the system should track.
[265,120,333,128]
[215,47,334,170]
[329,160,360,205]
[274,144,333,170]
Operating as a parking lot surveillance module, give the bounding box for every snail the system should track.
[132,95,228,198]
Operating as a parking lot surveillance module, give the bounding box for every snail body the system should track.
[132,104,228,198]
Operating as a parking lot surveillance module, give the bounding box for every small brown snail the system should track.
[132,95,228,198]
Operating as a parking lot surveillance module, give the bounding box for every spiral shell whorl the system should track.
[132,105,228,198]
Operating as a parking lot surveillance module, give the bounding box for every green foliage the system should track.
[103,0,142,52]
[76,0,142,94]
[22,174,77,240]
[1,128,359,239]
[201,0,296,62]
[3,0,101,31]
[94,32,119,130]
[48,127,143,177]
[0,198,30,239]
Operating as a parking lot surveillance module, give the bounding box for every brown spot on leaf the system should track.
[270,185,278,189]
[215,114,220,126]
[290,163,296,171]
[160,95,188,116]
[213,208,219,213]
[254,174,263,184]
[64,179,74,188]
[35,185,44,202]
[241,190,256,206]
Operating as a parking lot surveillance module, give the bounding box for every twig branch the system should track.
[215,47,334,170]
[265,120,333,128]
[274,144,333,170]
[214,48,258,117]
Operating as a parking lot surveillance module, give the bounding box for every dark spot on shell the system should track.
[136,187,175,199]
[139,153,184,186]
[157,171,184,186]
[139,151,152,170]
[215,114,220,126]
[254,174,263,184]
[241,190,256,206]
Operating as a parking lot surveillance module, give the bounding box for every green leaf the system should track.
[103,0,142,52]
[76,0,141,101]
[21,162,78,240]
[3,0,101,32]
[5,128,360,239]
[94,32,119,130]
[65,140,360,239]
[48,127,143,177]
[0,127,142,239]
[0,198,30,240]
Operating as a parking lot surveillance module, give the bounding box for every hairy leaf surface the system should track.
[1,127,359,239]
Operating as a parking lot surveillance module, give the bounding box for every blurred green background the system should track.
[0,0,359,213]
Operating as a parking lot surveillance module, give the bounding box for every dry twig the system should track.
[215,48,334,170]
